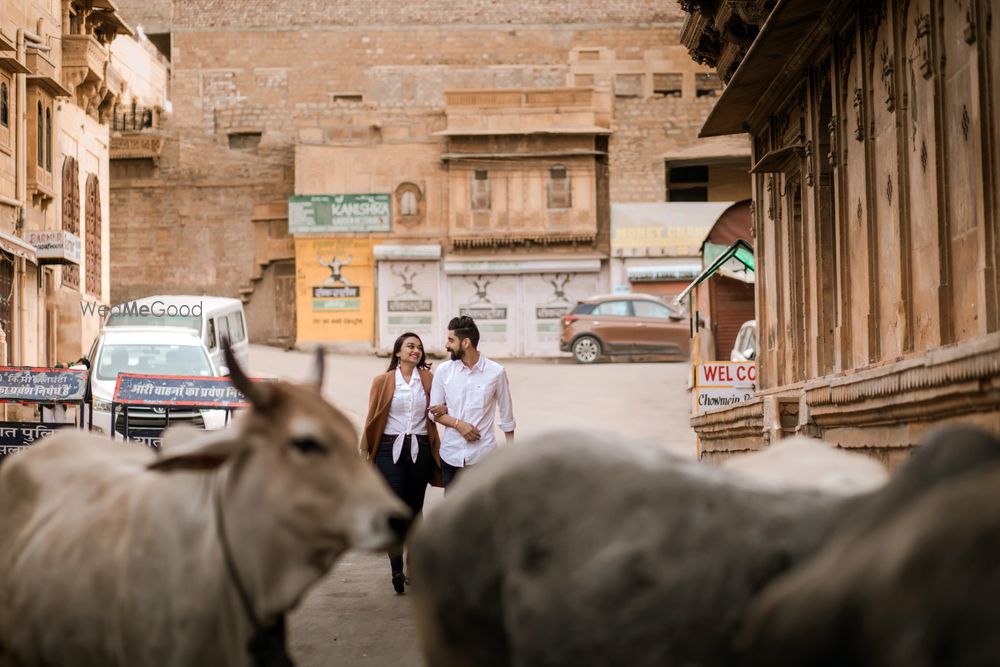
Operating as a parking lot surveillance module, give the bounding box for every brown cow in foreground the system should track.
[0,348,409,667]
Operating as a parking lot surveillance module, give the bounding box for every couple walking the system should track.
[360,316,516,593]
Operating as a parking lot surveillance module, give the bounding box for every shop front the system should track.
[610,202,734,297]
[443,256,605,358]
[374,244,444,355]
[294,236,376,348]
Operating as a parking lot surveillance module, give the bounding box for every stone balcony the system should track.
[110,104,165,161]
[26,50,71,97]
[62,33,113,117]
[438,88,611,137]
[63,34,107,87]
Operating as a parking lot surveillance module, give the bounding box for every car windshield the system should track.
[105,311,201,330]
[96,343,213,382]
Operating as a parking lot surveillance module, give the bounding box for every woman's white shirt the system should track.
[385,367,428,463]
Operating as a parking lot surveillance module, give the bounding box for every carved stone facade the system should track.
[681,0,1000,462]
[0,0,157,370]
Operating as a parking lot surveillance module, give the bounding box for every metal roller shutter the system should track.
[711,278,755,360]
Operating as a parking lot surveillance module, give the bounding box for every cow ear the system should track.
[223,338,269,409]
[306,346,326,388]
[148,428,245,472]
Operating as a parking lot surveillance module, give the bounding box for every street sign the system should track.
[692,361,756,414]
[0,367,89,403]
[289,194,392,234]
[112,373,252,408]
[0,422,75,459]
[24,230,82,265]
[696,361,756,387]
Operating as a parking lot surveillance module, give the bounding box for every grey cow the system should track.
[410,427,1000,667]
[740,426,1000,667]
[410,431,857,667]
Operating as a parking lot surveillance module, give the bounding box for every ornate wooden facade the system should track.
[681,0,1000,464]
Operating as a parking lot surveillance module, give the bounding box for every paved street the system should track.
[247,344,696,666]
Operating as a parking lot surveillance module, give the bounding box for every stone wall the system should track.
[171,1,685,29]
[109,1,738,338]
[610,95,720,202]
[115,0,172,35]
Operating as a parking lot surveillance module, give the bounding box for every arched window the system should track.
[62,157,80,289]
[85,174,101,297]
[547,164,571,209]
[400,190,417,216]
[0,84,8,128]
[394,182,423,225]
[45,107,51,172]
[36,102,43,167]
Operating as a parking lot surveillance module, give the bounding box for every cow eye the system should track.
[290,437,327,455]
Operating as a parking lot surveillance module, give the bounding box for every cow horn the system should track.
[223,338,267,408]
[308,345,326,388]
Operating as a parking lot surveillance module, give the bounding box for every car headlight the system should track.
[92,399,112,413]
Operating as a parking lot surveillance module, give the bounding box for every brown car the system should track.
[559,294,689,364]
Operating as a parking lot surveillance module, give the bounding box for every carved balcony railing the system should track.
[112,104,159,132]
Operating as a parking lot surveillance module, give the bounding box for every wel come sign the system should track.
[692,362,757,413]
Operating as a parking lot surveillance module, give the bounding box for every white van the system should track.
[87,326,229,438]
[104,295,249,372]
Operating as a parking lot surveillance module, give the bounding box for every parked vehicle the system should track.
[87,327,228,439]
[559,294,689,364]
[730,319,757,362]
[105,295,249,371]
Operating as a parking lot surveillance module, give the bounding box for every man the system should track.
[429,316,515,488]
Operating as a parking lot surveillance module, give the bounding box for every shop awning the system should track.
[611,202,733,258]
[443,254,602,275]
[0,231,37,263]
[627,263,702,282]
[673,239,754,305]
[699,0,837,137]
[373,244,441,260]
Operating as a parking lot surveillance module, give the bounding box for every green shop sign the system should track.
[289,194,392,234]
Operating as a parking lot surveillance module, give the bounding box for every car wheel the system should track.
[572,336,602,364]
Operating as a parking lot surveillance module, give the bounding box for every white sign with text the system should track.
[693,361,757,414]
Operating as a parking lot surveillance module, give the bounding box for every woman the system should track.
[361,332,442,594]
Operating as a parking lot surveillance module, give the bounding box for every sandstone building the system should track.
[111,0,751,354]
[681,0,1000,462]
[0,0,160,369]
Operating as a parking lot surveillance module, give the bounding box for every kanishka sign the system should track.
[692,361,757,413]
[289,194,391,234]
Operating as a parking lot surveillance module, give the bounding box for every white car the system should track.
[87,327,229,440]
[730,319,757,362]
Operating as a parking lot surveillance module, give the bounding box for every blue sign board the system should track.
[113,373,252,408]
[0,367,89,403]
[0,422,75,459]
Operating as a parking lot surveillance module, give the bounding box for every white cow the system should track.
[721,435,889,496]
[0,348,409,667]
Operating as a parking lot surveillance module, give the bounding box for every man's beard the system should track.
[449,347,464,361]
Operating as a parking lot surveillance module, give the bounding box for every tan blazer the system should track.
[361,368,442,486]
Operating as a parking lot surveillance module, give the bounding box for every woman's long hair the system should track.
[387,332,431,372]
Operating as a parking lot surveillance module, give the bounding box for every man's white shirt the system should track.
[430,355,515,467]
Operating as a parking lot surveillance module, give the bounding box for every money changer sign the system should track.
[295,237,375,343]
